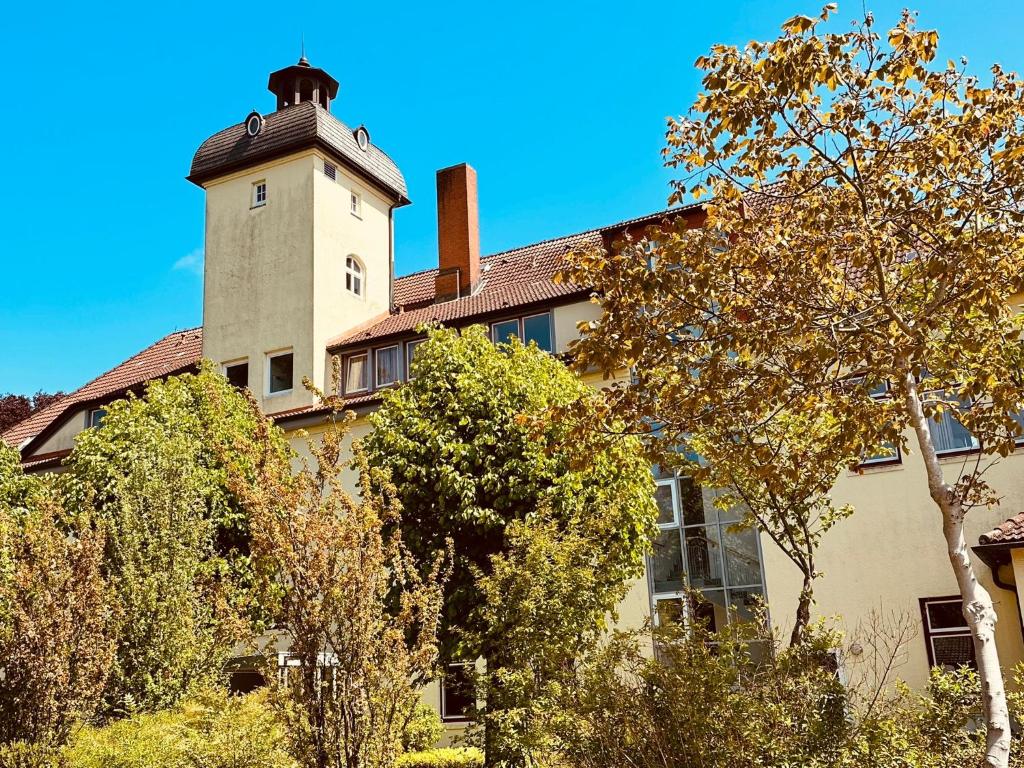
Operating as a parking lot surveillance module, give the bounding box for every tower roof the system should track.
[187,101,408,202]
[267,56,339,110]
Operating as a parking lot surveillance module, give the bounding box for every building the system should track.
[6,57,1024,722]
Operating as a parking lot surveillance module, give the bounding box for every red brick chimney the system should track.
[435,163,480,302]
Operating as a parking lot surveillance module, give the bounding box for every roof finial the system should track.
[298,34,309,66]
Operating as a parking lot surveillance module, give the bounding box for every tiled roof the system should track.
[332,206,695,349]
[188,101,409,201]
[2,328,204,451]
[980,513,1024,545]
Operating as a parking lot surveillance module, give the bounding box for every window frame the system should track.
[919,596,976,669]
[489,311,554,352]
[926,397,980,457]
[344,352,370,394]
[374,345,401,389]
[266,350,294,397]
[350,190,363,218]
[345,256,364,298]
[405,338,425,381]
[252,180,267,208]
[87,407,106,429]
[440,661,475,722]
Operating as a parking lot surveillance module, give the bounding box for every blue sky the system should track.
[2,1,1022,394]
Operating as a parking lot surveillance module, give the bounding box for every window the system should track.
[88,408,106,428]
[323,161,336,181]
[523,313,553,352]
[375,346,400,388]
[344,353,368,393]
[650,473,766,634]
[928,396,978,454]
[345,256,363,297]
[224,361,249,389]
[490,313,554,352]
[350,191,362,217]
[920,597,976,670]
[861,380,900,466]
[441,662,475,721]
[267,351,293,395]
[406,339,425,380]
[252,181,267,207]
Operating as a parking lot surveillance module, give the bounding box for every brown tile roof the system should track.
[331,205,697,349]
[188,101,409,202]
[2,328,204,451]
[980,513,1024,545]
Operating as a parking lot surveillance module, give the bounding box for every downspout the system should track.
[388,203,397,311]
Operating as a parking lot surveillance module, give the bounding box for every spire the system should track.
[298,34,308,66]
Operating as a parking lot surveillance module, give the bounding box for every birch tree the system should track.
[564,6,1024,765]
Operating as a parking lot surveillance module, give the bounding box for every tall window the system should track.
[920,597,975,670]
[375,346,400,388]
[252,180,267,207]
[268,351,293,395]
[345,256,363,297]
[441,662,475,721]
[406,339,425,380]
[350,191,362,217]
[345,353,368,393]
[650,472,766,634]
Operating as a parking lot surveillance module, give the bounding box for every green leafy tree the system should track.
[0,443,114,748]
[362,325,657,767]
[564,6,1024,763]
[64,362,290,714]
[238,377,447,768]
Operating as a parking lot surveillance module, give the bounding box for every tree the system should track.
[0,391,64,435]
[563,6,1024,764]
[0,442,114,748]
[64,362,290,714]
[239,378,447,768]
[362,325,657,767]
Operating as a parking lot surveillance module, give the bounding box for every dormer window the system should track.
[345,256,363,297]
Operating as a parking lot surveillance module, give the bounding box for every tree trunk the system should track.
[902,371,1011,768]
[790,577,814,647]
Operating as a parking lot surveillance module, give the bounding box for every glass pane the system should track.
[683,525,724,589]
[345,355,367,392]
[655,597,685,627]
[722,526,761,587]
[90,408,107,428]
[929,403,976,453]
[927,600,966,631]
[523,313,553,352]
[693,589,728,633]
[269,353,293,393]
[654,482,676,526]
[1012,410,1024,441]
[727,587,765,624]
[442,663,475,720]
[406,339,424,380]
[492,320,520,344]
[226,363,248,389]
[651,530,685,594]
[679,476,713,525]
[713,487,744,524]
[376,347,399,386]
[931,634,976,670]
[862,440,898,464]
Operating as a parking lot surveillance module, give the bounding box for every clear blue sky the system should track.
[2,1,1021,395]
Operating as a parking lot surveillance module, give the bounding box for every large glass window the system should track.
[491,319,520,345]
[649,473,766,634]
[345,353,368,393]
[920,597,975,670]
[522,313,553,351]
[928,396,978,454]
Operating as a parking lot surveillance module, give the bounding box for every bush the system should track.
[396,748,484,768]
[401,703,445,752]
[0,742,66,768]
[64,688,294,768]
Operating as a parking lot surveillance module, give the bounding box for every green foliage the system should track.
[363,324,657,662]
[395,749,484,768]
[401,704,444,753]
[63,363,290,715]
[0,741,67,768]
[0,443,113,748]
[64,688,294,768]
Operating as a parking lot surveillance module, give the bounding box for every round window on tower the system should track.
[354,126,370,151]
[245,111,264,138]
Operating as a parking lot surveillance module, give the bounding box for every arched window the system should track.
[299,78,314,103]
[345,256,363,297]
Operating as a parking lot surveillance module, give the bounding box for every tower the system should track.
[187,56,409,413]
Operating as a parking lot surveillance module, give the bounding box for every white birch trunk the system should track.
[902,371,1011,768]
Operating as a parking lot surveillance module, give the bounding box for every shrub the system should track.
[396,748,484,768]
[0,742,66,768]
[401,703,445,752]
[64,688,294,768]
